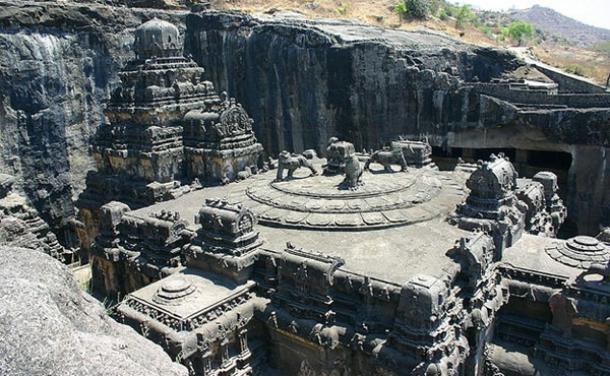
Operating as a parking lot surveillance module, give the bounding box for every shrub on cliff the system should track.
[502,20,535,45]
[395,0,431,20]
[454,4,474,29]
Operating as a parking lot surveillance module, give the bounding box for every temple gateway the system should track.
[78,19,610,376]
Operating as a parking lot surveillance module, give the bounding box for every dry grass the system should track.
[531,44,610,85]
[210,0,609,85]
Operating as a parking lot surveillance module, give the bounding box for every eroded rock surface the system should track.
[0,246,188,376]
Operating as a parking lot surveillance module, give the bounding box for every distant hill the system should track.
[508,5,610,47]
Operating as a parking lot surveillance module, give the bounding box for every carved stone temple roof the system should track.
[466,153,518,200]
[134,18,181,59]
[121,268,257,333]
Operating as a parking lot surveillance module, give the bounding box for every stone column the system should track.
[220,338,231,368]
[238,328,250,356]
[200,348,212,375]
[568,146,610,234]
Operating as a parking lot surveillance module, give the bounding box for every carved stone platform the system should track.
[233,162,465,230]
[546,236,610,269]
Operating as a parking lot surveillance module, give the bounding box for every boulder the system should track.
[0,246,188,376]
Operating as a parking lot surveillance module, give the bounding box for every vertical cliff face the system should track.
[0,2,186,241]
[0,30,106,235]
[184,11,521,156]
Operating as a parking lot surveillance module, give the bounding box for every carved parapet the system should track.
[466,153,518,200]
[450,154,528,254]
[390,272,468,374]
[99,201,130,236]
[118,211,191,258]
[396,274,451,332]
[515,179,558,237]
[274,243,345,308]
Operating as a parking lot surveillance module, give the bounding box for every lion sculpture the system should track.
[276,151,318,181]
[342,153,364,188]
[364,147,408,173]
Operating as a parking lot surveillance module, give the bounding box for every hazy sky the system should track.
[454,0,610,30]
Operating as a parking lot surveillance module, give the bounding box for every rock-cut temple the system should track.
[73,18,610,376]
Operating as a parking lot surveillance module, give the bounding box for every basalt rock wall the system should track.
[0,2,187,242]
[185,11,522,156]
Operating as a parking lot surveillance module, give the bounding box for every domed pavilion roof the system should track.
[134,18,181,59]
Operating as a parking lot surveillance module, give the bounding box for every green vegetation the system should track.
[478,24,493,37]
[502,20,534,45]
[392,1,539,46]
[594,40,610,57]
[438,8,448,20]
[563,63,587,76]
[394,0,431,20]
[454,4,474,29]
[79,277,91,293]
[394,1,407,16]
[336,1,349,15]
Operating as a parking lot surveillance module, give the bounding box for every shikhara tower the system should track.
[78,18,264,251]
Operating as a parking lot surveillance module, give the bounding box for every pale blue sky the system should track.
[454,0,610,30]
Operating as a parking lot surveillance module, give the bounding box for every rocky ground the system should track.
[0,246,188,376]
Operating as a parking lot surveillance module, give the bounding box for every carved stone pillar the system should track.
[238,328,250,356]
[200,348,212,375]
[220,338,231,368]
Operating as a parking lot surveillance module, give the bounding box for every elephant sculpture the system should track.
[364,148,408,173]
[276,151,318,181]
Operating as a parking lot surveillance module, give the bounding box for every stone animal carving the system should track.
[276,151,318,181]
[364,147,408,172]
[342,153,364,188]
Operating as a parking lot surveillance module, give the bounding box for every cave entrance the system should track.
[431,146,463,170]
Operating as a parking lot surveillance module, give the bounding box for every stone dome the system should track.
[134,18,181,59]
[152,277,196,305]
[546,236,610,269]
